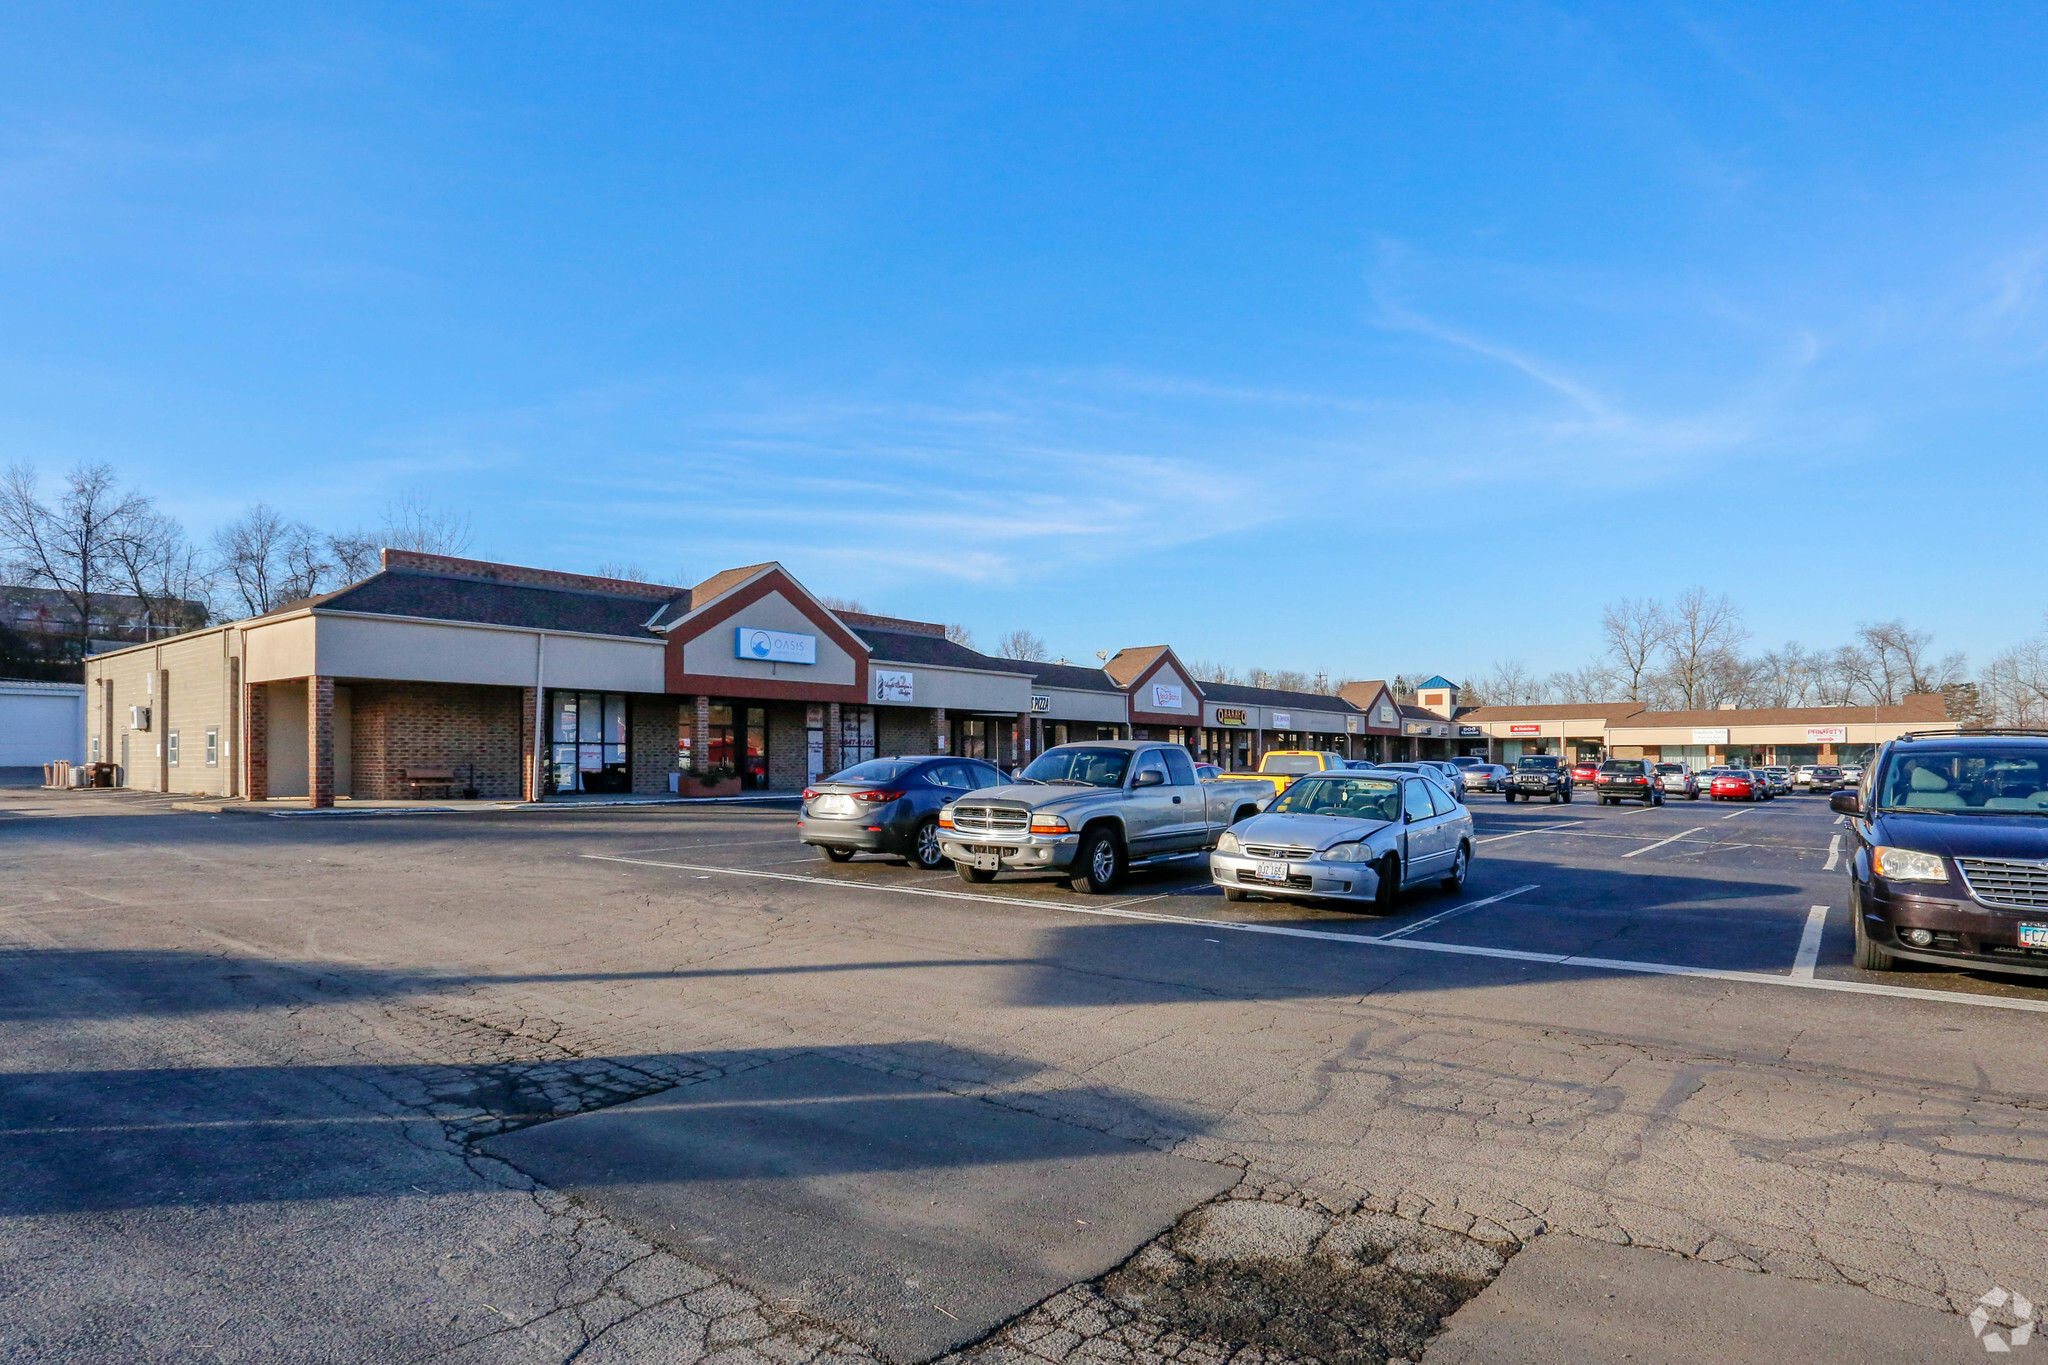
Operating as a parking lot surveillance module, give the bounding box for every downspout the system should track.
[532,631,547,802]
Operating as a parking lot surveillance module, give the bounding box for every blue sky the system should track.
[3,3,2045,680]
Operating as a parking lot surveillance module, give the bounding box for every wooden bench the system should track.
[400,766,456,798]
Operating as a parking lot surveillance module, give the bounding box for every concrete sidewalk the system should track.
[1424,1234,2005,1364]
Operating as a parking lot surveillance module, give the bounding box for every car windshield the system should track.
[1270,776,1403,820]
[1877,748,2048,814]
[1516,757,1559,770]
[1020,747,1131,787]
[1260,755,1327,774]
[827,759,920,783]
[1601,760,1646,774]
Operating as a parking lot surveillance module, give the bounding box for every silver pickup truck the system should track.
[938,740,1271,894]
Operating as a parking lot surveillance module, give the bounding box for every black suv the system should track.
[1835,730,2048,975]
[1595,758,1665,807]
[1505,755,1573,804]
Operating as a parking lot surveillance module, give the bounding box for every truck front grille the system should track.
[950,805,1030,836]
[1958,858,2048,909]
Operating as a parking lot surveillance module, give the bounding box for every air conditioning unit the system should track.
[130,704,151,731]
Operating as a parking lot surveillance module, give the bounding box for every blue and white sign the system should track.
[735,627,817,665]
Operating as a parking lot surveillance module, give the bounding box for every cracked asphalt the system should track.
[3,781,2046,1362]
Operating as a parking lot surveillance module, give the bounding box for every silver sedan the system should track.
[1210,772,1475,912]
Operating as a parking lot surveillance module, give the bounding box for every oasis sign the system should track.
[735,627,816,665]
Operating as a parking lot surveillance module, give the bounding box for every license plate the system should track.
[2022,925,2048,948]
[1256,860,1289,882]
[813,795,852,815]
[973,852,1001,872]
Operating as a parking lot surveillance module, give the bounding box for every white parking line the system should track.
[581,855,2048,1016]
[1793,905,1829,979]
[1823,835,1842,871]
[1476,821,1582,845]
[1376,884,1539,940]
[1834,814,1847,826]
[1620,827,1706,859]
[1720,807,1756,819]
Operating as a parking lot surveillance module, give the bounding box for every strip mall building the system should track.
[80,552,1441,806]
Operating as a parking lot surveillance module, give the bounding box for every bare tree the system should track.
[1478,658,1545,707]
[1185,659,1238,684]
[212,503,333,618]
[996,629,1049,661]
[1984,618,2048,727]
[379,490,473,556]
[944,623,975,649]
[1854,619,1966,704]
[817,595,868,615]
[594,561,653,583]
[1545,664,1614,704]
[327,531,381,583]
[1600,597,1670,702]
[1661,588,1749,709]
[0,461,155,656]
[105,507,211,636]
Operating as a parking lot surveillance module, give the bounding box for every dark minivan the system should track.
[1835,731,2048,975]
[800,756,1009,868]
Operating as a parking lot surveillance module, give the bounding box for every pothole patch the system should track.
[954,1193,1511,1365]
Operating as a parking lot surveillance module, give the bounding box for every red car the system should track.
[1710,770,1764,801]
[1570,762,1600,786]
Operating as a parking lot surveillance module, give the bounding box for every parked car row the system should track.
[799,739,1480,911]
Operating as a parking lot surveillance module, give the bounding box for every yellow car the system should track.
[1243,750,1352,796]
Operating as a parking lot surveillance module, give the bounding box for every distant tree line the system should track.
[0,460,473,666]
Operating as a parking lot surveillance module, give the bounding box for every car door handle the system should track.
[1172,796,1181,804]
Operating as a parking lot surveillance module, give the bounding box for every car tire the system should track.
[1850,888,1896,971]
[1373,854,1401,913]
[1071,827,1125,895]
[1504,791,1516,803]
[1688,790,1700,800]
[822,846,855,863]
[1441,843,1470,893]
[1653,791,1664,807]
[1562,789,1574,803]
[956,862,998,884]
[1547,791,1559,805]
[1222,886,1249,902]
[912,818,947,870]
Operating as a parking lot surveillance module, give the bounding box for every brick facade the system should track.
[309,675,334,808]
[631,696,681,794]
[766,701,807,792]
[520,687,539,802]
[346,682,526,800]
[244,682,268,802]
[875,706,931,760]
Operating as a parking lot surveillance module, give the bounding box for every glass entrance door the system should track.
[550,692,630,793]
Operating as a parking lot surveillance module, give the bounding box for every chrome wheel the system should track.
[914,819,945,870]
[1441,844,1469,893]
[1091,839,1116,883]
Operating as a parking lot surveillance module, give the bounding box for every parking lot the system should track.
[4,782,2046,1362]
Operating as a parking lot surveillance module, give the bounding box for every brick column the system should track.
[694,696,711,775]
[308,675,334,809]
[825,701,842,776]
[521,686,541,801]
[932,707,949,754]
[244,682,268,801]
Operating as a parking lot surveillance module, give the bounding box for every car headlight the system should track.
[1320,841,1370,862]
[1873,847,1947,883]
[1216,831,1241,855]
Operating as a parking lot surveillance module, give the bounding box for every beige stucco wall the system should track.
[1136,661,1201,719]
[242,616,317,684]
[867,661,1032,712]
[1035,686,1127,724]
[678,590,860,686]
[313,615,661,693]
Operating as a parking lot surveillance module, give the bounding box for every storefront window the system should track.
[707,704,734,772]
[960,718,987,759]
[550,691,630,793]
[840,706,876,766]
[744,707,767,789]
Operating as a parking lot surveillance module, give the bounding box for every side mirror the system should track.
[1133,769,1165,788]
[1830,790,1861,816]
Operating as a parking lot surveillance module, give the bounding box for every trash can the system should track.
[89,762,115,788]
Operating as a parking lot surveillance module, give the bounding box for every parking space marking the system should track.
[1793,905,1830,979]
[1834,813,1847,825]
[1476,820,1582,845]
[1720,807,1757,819]
[1377,884,1539,940]
[581,855,2048,1016]
[1824,835,1843,871]
[1620,827,1706,859]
